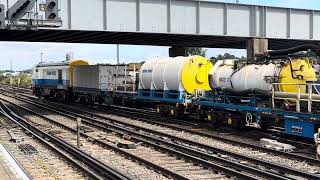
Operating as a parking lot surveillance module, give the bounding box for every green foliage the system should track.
[186,47,207,57]
[0,73,32,88]
[18,73,32,87]
[210,53,246,64]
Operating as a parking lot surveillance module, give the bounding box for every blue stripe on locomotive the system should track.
[32,79,70,86]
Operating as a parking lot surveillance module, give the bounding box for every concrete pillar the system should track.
[247,38,268,61]
[169,46,187,57]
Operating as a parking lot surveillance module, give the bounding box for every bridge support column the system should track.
[247,39,268,61]
[169,47,187,57]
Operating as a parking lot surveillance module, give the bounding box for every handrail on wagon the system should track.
[272,83,320,113]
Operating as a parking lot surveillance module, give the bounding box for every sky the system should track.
[1,0,320,71]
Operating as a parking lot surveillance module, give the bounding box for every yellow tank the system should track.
[181,56,213,94]
[278,58,317,93]
[69,59,89,86]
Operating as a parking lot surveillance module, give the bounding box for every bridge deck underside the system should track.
[2,29,319,49]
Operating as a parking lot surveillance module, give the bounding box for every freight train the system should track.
[32,45,320,139]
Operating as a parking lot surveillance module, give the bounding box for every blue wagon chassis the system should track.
[197,99,320,139]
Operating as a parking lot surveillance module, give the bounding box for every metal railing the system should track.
[272,83,320,112]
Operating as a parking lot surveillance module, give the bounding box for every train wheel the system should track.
[87,96,94,106]
[170,106,176,117]
[259,117,270,130]
[226,114,244,128]
[197,110,206,121]
[43,95,50,100]
[158,105,168,116]
[170,106,184,118]
[80,96,86,104]
[64,94,70,103]
[69,93,75,103]
[98,98,104,106]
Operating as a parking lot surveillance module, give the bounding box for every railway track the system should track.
[92,103,317,154]
[2,92,320,179]
[102,105,318,153]
[3,85,315,148]
[0,84,33,94]
[0,100,130,180]
[0,94,241,179]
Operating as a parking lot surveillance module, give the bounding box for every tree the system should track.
[222,53,237,59]
[210,56,218,64]
[186,47,207,57]
[210,53,245,61]
[209,53,247,64]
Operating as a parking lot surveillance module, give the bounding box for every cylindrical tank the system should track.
[163,57,187,91]
[139,58,159,90]
[231,63,279,91]
[152,58,171,90]
[210,59,234,89]
[139,56,213,94]
[209,58,317,94]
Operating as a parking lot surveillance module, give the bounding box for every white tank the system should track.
[152,58,170,90]
[210,59,317,95]
[139,56,213,93]
[163,57,188,90]
[139,58,159,89]
[210,60,279,91]
[140,57,188,91]
[210,60,235,89]
[231,64,279,91]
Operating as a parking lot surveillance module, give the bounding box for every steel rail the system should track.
[4,94,314,180]
[0,100,130,180]
[0,94,268,179]
[0,97,193,180]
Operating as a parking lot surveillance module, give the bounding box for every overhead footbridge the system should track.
[0,0,320,49]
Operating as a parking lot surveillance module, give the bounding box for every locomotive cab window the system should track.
[47,70,57,76]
